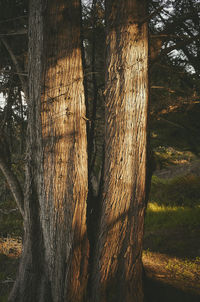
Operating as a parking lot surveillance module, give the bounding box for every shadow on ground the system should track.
[144,276,200,302]
[144,225,200,259]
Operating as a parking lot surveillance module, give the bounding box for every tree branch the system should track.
[151,34,197,40]
[0,154,24,217]
[1,37,28,99]
[0,29,27,36]
[151,34,200,66]
[0,15,27,24]
[140,4,165,25]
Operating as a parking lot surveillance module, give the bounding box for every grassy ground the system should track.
[143,172,200,302]
[0,196,22,301]
[0,171,200,301]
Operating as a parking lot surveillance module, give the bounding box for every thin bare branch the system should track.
[140,4,165,25]
[1,37,28,99]
[0,154,24,217]
[0,29,27,36]
[151,34,200,66]
[0,15,27,24]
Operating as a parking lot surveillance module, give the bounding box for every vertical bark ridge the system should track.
[91,1,149,302]
[41,1,89,301]
[9,3,51,300]
[10,1,89,301]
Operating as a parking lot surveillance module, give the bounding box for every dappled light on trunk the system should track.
[90,1,149,302]
[9,1,88,301]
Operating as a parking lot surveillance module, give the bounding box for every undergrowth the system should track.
[145,202,200,232]
[150,174,200,207]
[145,174,200,231]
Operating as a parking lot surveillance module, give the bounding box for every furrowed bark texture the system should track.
[91,1,149,302]
[41,1,88,301]
[9,1,88,301]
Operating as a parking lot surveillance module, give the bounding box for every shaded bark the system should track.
[90,1,149,302]
[88,0,99,175]
[86,1,101,294]
[9,0,88,301]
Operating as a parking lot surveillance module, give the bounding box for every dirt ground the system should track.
[1,236,199,302]
[1,162,200,301]
[143,209,200,301]
[143,247,200,301]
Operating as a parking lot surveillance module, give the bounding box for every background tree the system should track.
[149,0,200,161]
[149,0,200,102]
[0,0,28,215]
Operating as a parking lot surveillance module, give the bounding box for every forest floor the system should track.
[143,156,200,302]
[0,160,200,301]
[143,224,200,302]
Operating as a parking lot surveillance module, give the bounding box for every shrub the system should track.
[150,174,200,207]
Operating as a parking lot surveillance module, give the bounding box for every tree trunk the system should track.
[9,1,88,301]
[90,1,149,302]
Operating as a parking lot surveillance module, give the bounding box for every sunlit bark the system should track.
[90,1,149,302]
[9,1,88,301]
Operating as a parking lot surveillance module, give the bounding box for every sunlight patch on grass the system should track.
[148,202,181,212]
[145,202,200,232]
[166,257,200,280]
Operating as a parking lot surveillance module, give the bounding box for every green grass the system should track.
[145,202,200,232]
[0,200,23,237]
[144,172,200,262]
[145,173,200,231]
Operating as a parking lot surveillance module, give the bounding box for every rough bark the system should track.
[9,1,88,301]
[90,1,149,302]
